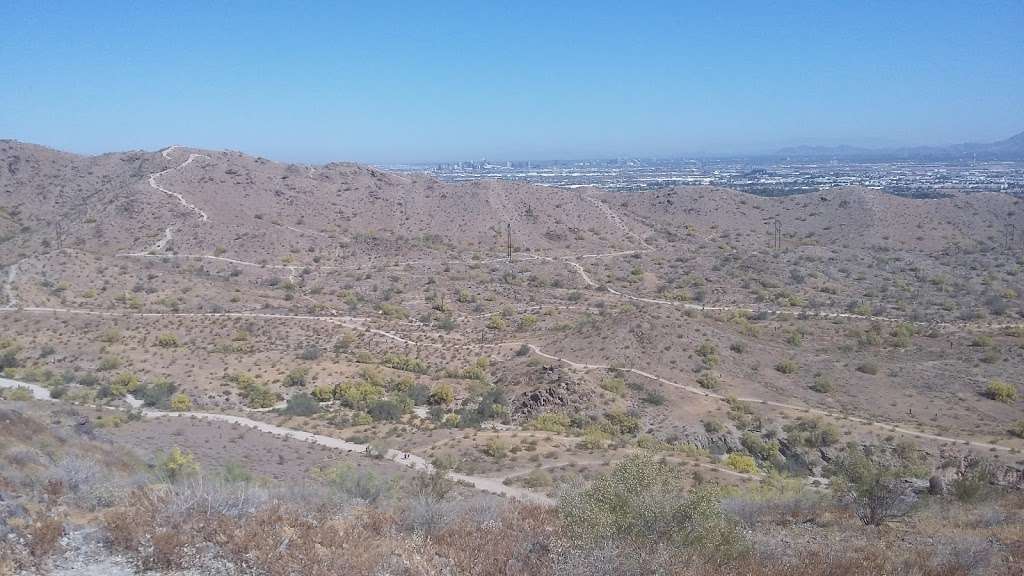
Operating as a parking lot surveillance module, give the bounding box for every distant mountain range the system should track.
[776,130,1024,161]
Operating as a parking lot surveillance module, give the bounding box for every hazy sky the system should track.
[1,1,1022,164]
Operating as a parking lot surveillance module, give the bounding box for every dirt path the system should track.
[525,345,1015,453]
[0,377,551,505]
[1,262,17,309]
[148,149,210,222]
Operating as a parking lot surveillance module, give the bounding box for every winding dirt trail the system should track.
[1,262,18,309]
[148,148,210,222]
[0,377,551,504]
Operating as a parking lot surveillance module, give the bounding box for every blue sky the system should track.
[1,1,1022,163]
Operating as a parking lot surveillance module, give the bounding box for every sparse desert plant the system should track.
[810,374,835,393]
[283,366,310,387]
[482,437,510,459]
[774,360,798,374]
[169,393,192,411]
[983,379,1016,403]
[158,447,199,482]
[600,377,626,396]
[726,453,758,474]
[559,453,747,568]
[155,333,180,348]
[527,412,571,434]
[856,361,879,375]
[428,383,455,406]
[696,371,720,390]
[97,355,122,371]
[784,416,839,447]
[1010,420,1024,438]
[281,392,320,416]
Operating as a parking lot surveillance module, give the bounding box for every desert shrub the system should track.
[856,361,879,375]
[696,371,720,390]
[105,372,139,397]
[810,374,835,393]
[559,453,747,568]
[486,315,506,330]
[740,432,781,466]
[1010,420,1024,438]
[366,439,392,459]
[236,379,279,409]
[366,398,404,421]
[774,360,798,374]
[298,344,321,360]
[696,341,719,368]
[726,453,758,474]
[135,377,178,407]
[97,355,122,371]
[1,386,33,401]
[158,447,199,482]
[317,464,393,503]
[642,390,667,405]
[382,353,429,374]
[482,437,510,459]
[722,476,830,527]
[784,417,839,448]
[527,412,572,434]
[599,377,625,397]
[334,381,385,410]
[169,393,192,412]
[428,383,455,406]
[522,469,553,488]
[983,379,1016,403]
[826,446,913,526]
[951,461,995,503]
[602,410,640,436]
[281,392,320,416]
[155,333,179,348]
[970,335,993,347]
[283,366,310,387]
[578,428,612,450]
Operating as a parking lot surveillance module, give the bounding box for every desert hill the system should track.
[0,141,640,267]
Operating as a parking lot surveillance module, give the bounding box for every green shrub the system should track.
[527,413,572,434]
[428,383,455,406]
[158,447,199,482]
[283,366,310,387]
[600,377,626,396]
[169,393,192,411]
[97,356,122,371]
[156,333,180,348]
[281,392,320,416]
[383,353,429,374]
[696,371,720,390]
[810,374,835,393]
[984,379,1017,403]
[559,453,747,565]
[856,362,879,375]
[726,453,758,474]
[774,360,798,374]
[482,437,510,459]
[784,416,839,447]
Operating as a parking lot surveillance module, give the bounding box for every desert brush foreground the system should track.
[1,141,1023,575]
